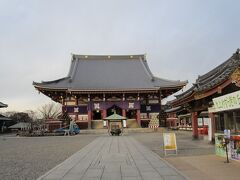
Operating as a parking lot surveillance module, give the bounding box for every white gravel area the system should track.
[0,134,97,180]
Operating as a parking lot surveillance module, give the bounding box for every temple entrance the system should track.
[126,109,136,119]
[93,110,102,120]
[107,105,122,116]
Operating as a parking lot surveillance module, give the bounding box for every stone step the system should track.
[80,127,166,134]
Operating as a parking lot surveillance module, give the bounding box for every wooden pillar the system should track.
[233,112,237,133]
[75,96,78,121]
[101,110,107,128]
[122,109,126,128]
[88,110,92,129]
[62,97,65,106]
[224,113,229,129]
[122,93,127,126]
[158,90,162,127]
[173,114,177,127]
[102,93,107,123]
[102,109,107,119]
[208,112,216,142]
[75,113,78,121]
[192,112,198,139]
[122,109,126,117]
[87,94,92,129]
[122,93,126,117]
[136,109,141,127]
[146,96,150,119]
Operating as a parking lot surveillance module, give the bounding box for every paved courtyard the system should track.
[38,136,186,180]
[2,131,240,180]
[0,135,97,180]
[133,131,240,180]
[132,131,215,157]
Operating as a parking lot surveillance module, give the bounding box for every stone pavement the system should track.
[165,155,240,180]
[37,136,187,180]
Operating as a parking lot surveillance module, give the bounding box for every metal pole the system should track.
[224,138,230,163]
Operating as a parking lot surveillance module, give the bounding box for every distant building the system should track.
[33,54,187,129]
[8,122,31,131]
[0,101,11,133]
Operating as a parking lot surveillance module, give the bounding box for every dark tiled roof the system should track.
[33,54,187,91]
[174,49,240,101]
[104,113,126,120]
[0,114,11,121]
[0,102,8,108]
[174,86,195,99]
[8,122,31,129]
[165,106,183,113]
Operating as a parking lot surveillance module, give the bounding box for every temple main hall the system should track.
[33,54,187,129]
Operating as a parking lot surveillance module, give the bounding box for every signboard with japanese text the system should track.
[212,90,240,112]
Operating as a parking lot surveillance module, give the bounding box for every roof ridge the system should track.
[139,56,155,81]
[69,59,79,81]
[72,54,145,60]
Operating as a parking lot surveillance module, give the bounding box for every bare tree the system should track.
[25,110,44,129]
[38,103,62,120]
[9,112,32,123]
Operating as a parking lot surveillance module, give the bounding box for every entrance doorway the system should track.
[107,105,122,116]
[93,110,102,120]
[126,109,136,119]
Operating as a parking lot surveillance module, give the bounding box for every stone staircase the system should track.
[91,120,104,129]
[90,119,139,129]
[126,119,139,128]
[80,127,166,134]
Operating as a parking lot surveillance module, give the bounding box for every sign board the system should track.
[212,90,240,112]
[163,133,177,155]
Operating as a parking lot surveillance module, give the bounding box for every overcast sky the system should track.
[0,0,240,112]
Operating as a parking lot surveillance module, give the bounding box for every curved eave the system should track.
[33,83,68,91]
[34,84,187,92]
[33,85,160,93]
[165,106,183,113]
[171,91,195,107]
[194,79,232,100]
[158,82,188,90]
[171,79,233,106]
[33,76,70,85]
[153,77,188,89]
[0,103,8,108]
